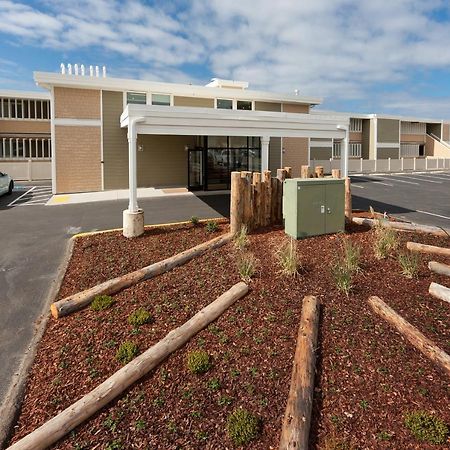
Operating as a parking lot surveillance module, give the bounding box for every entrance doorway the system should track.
[187,136,261,191]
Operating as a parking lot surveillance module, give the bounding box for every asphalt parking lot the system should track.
[350,171,450,230]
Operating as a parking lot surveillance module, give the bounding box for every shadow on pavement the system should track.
[196,194,230,218]
[352,195,415,215]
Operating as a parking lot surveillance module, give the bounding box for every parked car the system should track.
[0,171,14,196]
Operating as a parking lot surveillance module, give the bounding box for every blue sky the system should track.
[1,0,450,118]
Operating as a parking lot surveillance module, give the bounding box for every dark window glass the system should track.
[217,99,233,109]
[237,100,252,110]
[127,92,146,104]
[151,94,170,106]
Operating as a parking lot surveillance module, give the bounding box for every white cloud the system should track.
[0,0,449,117]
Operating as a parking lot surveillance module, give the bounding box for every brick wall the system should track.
[0,119,50,134]
[55,125,101,193]
[54,87,101,119]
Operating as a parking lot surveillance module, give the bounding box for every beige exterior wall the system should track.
[255,101,282,112]
[0,119,50,134]
[443,124,450,141]
[102,91,129,190]
[55,125,101,193]
[282,103,310,114]
[369,118,377,159]
[400,134,426,143]
[377,119,400,143]
[269,137,281,173]
[349,131,362,142]
[173,96,214,108]
[282,137,309,176]
[310,147,332,160]
[54,87,101,119]
[361,119,371,159]
[136,134,196,187]
[425,134,450,157]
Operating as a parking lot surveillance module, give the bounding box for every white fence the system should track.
[311,157,450,174]
[0,160,51,180]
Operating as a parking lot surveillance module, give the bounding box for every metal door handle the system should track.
[321,205,325,214]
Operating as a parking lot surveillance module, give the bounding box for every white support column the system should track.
[123,117,145,238]
[337,125,349,177]
[260,136,270,172]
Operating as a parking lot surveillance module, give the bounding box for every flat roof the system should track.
[0,89,50,100]
[33,71,322,106]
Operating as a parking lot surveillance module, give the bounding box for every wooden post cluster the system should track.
[314,166,324,178]
[230,167,292,232]
[331,169,341,179]
[300,165,310,179]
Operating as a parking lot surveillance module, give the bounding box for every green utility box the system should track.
[283,178,345,239]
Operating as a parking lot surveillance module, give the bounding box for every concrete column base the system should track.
[123,209,144,238]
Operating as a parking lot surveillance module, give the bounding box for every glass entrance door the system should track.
[188,149,204,190]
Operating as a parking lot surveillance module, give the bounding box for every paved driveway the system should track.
[0,185,227,420]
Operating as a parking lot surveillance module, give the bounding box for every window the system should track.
[126,92,146,104]
[350,118,362,132]
[237,100,252,111]
[151,93,171,106]
[216,99,233,109]
[0,98,50,119]
[0,137,51,159]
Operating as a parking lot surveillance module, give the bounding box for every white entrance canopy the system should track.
[119,104,350,237]
[120,104,347,140]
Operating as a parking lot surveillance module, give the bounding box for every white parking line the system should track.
[416,210,450,221]
[351,183,364,189]
[7,186,36,207]
[380,176,419,185]
[414,174,450,181]
[364,178,394,187]
[394,175,442,184]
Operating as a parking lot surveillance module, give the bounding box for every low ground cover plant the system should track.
[331,261,353,296]
[226,408,260,446]
[237,252,258,282]
[116,342,139,365]
[128,309,154,327]
[398,251,420,278]
[91,295,116,311]
[190,216,200,226]
[341,237,361,274]
[205,220,219,232]
[276,237,301,277]
[404,410,448,444]
[186,350,211,374]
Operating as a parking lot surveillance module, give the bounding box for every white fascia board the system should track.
[121,105,345,139]
[33,72,322,106]
[0,89,50,100]
[312,109,369,120]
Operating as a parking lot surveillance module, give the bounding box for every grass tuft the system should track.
[205,220,219,232]
[398,251,420,278]
[237,252,258,282]
[373,220,398,259]
[234,225,249,251]
[276,237,301,277]
[190,216,200,226]
[341,238,361,274]
[331,262,353,296]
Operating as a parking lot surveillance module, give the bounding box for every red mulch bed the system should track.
[9,222,450,449]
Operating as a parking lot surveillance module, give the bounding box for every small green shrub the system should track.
[341,238,361,274]
[226,408,260,446]
[205,220,219,232]
[91,295,116,311]
[128,308,153,327]
[373,221,398,259]
[237,252,258,282]
[398,251,420,278]
[186,350,211,374]
[405,411,448,444]
[234,225,249,251]
[276,238,300,277]
[206,378,221,391]
[116,342,139,365]
[331,261,353,296]
[105,440,123,450]
[190,216,200,226]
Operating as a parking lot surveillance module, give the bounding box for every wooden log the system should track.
[230,171,244,234]
[300,165,310,179]
[352,217,450,238]
[284,167,292,178]
[51,233,233,319]
[252,172,262,228]
[429,261,450,277]
[429,282,450,304]
[279,296,320,450]
[314,166,324,178]
[241,171,252,229]
[9,282,249,450]
[368,296,450,377]
[331,169,341,179]
[277,169,287,223]
[271,177,278,225]
[345,177,352,222]
[407,241,450,256]
[263,170,272,226]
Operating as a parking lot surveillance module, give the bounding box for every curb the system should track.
[72,217,228,239]
[0,237,75,449]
